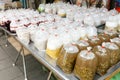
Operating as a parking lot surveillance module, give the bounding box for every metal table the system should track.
[0,26,120,80]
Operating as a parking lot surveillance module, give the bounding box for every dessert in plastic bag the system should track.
[57,9,66,18]
[88,36,102,47]
[46,34,63,60]
[34,30,49,51]
[105,20,118,31]
[57,43,79,73]
[93,46,110,75]
[98,33,110,42]
[16,27,30,45]
[102,42,120,66]
[27,24,38,42]
[84,15,94,26]
[86,26,97,37]
[104,30,118,39]
[60,31,73,45]
[110,37,120,48]
[79,26,87,40]
[77,40,89,50]
[74,48,98,80]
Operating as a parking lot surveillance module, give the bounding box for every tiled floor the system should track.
[0,33,56,80]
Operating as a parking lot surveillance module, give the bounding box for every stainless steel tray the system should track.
[15,37,120,80]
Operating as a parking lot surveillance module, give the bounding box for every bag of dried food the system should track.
[57,43,79,73]
[104,30,118,39]
[46,34,63,60]
[110,37,120,48]
[74,47,98,80]
[77,40,90,51]
[88,36,102,47]
[102,42,120,66]
[98,33,110,42]
[93,46,110,75]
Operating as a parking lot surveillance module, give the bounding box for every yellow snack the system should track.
[46,47,62,60]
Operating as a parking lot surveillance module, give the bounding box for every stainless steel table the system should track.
[0,26,120,80]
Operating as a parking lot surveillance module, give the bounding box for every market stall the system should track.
[0,2,120,80]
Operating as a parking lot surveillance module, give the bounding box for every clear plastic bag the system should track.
[16,27,30,45]
[88,36,102,47]
[46,34,63,60]
[74,49,98,80]
[102,42,120,66]
[98,33,110,42]
[93,46,110,75]
[104,30,118,39]
[57,43,79,73]
[77,40,89,50]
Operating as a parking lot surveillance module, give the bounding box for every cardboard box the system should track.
[8,36,30,56]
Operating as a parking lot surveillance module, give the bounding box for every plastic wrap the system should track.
[93,46,110,75]
[74,49,98,80]
[57,43,79,73]
[102,42,120,66]
[88,36,102,47]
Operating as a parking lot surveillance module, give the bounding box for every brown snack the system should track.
[110,37,120,48]
[57,43,79,73]
[74,50,98,80]
[93,46,110,75]
[77,40,90,50]
[98,33,110,42]
[102,42,120,66]
[88,36,102,47]
[104,30,118,39]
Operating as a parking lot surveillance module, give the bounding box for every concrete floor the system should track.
[0,33,56,80]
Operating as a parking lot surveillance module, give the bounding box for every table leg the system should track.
[47,71,52,80]
[4,31,8,47]
[21,47,28,80]
[13,48,22,66]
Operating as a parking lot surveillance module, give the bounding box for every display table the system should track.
[0,26,120,80]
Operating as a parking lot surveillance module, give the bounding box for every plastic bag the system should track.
[98,33,110,42]
[86,26,97,37]
[16,27,30,45]
[88,36,102,47]
[57,43,79,73]
[102,42,120,66]
[110,37,120,48]
[74,49,98,80]
[104,30,118,39]
[93,46,110,75]
[34,30,49,51]
[77,40,89,51]
[46,34,63,60]
[84,16,94,26]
